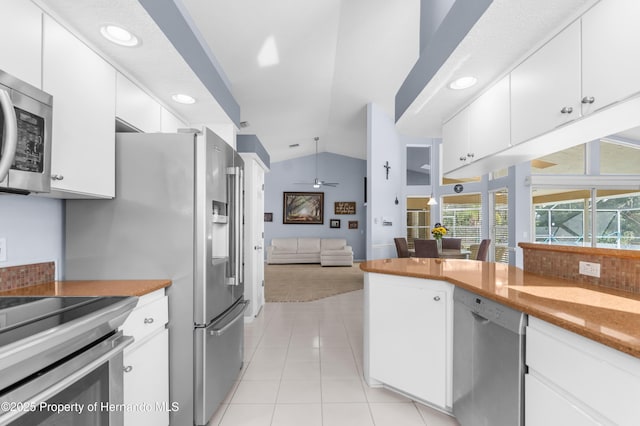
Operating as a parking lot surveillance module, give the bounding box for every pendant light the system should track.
[428,193,438,205]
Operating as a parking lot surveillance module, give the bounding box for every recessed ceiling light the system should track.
[100,25,139,47]
[449,76,478,90]
[258,36,279,67]
[171,94,196,104]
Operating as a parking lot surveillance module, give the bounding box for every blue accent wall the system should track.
[264,152,366,260]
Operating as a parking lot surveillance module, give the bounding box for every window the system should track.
[599,139,640,174]
[406,146,431,185]
[533,189,590,246]
[595,190,640,249]
[531,144,585,174]
[441,194,482,249]
[491,190,509,263]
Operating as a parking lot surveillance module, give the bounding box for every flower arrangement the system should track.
[431,223,447,240]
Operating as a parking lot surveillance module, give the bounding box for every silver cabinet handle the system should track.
[467,153,474,159]
[459,156,466,162]
[143,317,154,324]
[254,245,263,250]
[123,365,133,373]
[433,296,441,301]
[581,96,595,104]
[51,174,64,181]
[0,88,18,183]
[560,106,573,114]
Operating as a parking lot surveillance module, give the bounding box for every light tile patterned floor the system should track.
[208,290,460,426]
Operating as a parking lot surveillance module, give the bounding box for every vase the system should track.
[436,238,442,254]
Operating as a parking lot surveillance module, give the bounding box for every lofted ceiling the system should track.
[35,0,419,162]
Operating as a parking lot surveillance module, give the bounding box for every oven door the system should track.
[0,332,133,426]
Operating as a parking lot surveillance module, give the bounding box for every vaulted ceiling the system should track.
[35,0,607,165]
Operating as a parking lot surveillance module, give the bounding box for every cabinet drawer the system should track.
[525,374,600,426]
[527,318,640,425]
[123,294,168,344]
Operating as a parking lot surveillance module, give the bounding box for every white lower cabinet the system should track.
[122,289,169,426]
[525,317,640,426]
[365,273,453,410]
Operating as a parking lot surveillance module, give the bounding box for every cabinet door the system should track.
[43,16,116,198]
[369,279,448,408]
[116,73,162,133]
[160,107,187,132]
[525,374,600,426]
[468,75,511,159]
[582,0,640,115]
[0,0,42,88]
[442,108,469,174]
[511,20,581,144]
[123,328,169,426]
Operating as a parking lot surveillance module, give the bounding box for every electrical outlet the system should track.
[579,261,600,278]
[0,238,6,262]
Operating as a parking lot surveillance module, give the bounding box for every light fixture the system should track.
[427,193,438,206]
[171,94,196,104]
[257,35,279,67]
[100,25,139,47]
[449,76,477,90]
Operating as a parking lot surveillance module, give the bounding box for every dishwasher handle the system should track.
[471,311,490,325]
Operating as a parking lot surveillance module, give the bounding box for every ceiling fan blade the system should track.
[320,182,339,187]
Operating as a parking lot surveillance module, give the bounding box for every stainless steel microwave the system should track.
[0,69,52,194]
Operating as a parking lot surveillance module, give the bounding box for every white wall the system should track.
[366,103,404,260]
[0,195,64,277]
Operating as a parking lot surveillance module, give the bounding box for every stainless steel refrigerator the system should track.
[64,127,246,426]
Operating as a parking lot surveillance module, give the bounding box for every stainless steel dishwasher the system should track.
[453,287,527,426]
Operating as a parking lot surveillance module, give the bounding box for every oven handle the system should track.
[0,334,133,425]
[0,88,18,183]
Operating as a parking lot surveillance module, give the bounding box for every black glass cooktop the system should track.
[0,296,129,347]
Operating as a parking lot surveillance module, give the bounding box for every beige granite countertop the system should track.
[0,279,171,297]
[360,258,640,358]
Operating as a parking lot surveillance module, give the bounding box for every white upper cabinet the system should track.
[442,107,469,173]
[0,0,42,88]
[116,73,162,133]
[581,0,640,115]
[467,75,511,160]
[160,107,188,133]
[43,16,116,198]
[511,20,581,145]
[442,76,510,174]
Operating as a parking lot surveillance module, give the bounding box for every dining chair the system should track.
[475,239,491,261]
[414,239,440,258]
[441,238,462,250]
[394,237,411,258]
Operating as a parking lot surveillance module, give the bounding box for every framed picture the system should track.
[348,220,358,229]
[264,212,273,222]
[334,201,356,215]
[283,192,324,224]
[330,219,341,229]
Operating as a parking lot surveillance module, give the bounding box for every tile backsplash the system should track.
[0,262,55,292]
[520,243,640,294]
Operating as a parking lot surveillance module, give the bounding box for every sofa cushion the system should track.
[297,238,321,254]
[321,238,347,251]
[271,238,298,253]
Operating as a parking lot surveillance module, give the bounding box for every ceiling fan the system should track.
[295,137,339,188]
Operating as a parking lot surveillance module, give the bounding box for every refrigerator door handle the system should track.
[208,300,249,336]
[225,166,241,286]
[238,167,244,286]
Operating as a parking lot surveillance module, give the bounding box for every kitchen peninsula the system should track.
[360,257,640,425]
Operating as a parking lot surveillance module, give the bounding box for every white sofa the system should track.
[267,237,353,266]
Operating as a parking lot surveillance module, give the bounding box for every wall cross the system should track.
[383,161,391,180]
